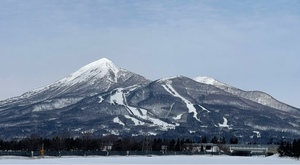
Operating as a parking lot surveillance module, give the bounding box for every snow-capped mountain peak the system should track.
[0,58,149,106]
[59,58,119,84]
[157,76,182,83]
[194,76,230,88]
[0,59,299,140]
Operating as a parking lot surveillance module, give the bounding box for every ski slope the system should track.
[161,80,200,122]
[108,88,176,130]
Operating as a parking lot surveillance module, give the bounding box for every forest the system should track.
[277,139,300,159]
[0,134,299,159]
[0,134,234,152]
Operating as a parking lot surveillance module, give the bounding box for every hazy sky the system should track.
[0,0,299,108]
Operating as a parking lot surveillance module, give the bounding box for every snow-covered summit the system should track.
[157,76,183,83]
[59,58,119,84]
[0,57,149,106]
[0,59,299,140]
[194,76,230,88]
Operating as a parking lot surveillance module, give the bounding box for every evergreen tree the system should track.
[168,139,176,151]
[292,139,300,158]
[211,136,218,144]
[201,136,208,143]
[175,138,180,151]
[229,137,238,144]
[219,137,226,144]
[152,138,162,151]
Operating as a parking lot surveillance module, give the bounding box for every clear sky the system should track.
[0,0,299,108]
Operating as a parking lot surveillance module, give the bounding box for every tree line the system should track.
[0,134,239,152]
[277,139,300,159]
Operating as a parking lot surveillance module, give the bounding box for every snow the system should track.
[0,155,298,164]
[148,132,157,136]
[74,128,82,132]
[218,117,231,129]
[198,104,210,113]
[108,129,120,135]
[109,88,125,105]
[161,80,200,122]
[173,114,183,120]
[108,87,176,130]
[99,96,104,103]
[109,88,142,116]
[253,131,261,138]
[15,58,121,102]
[81,129,95,134]
[124,115,145,125]
[189,130,196,133]
[165,103,175,117]
[157,76,181,83]
[113,117,125,126]
[194,76,298,113]
[32,98,83,112]
[58,58,119,85]
[194,76,229,88]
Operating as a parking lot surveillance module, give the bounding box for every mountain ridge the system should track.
[193,76,299,113]
[0,58,299,141]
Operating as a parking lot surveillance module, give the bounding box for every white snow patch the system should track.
[81,129,95,134]
[148,132,157,136]
[189,130,196,133]
[124,115,145,126]
[113,117,125,126]
[140,108,148,116]
[161,80,200,122]
[253,131,261,138]
[98,96,104,103]
[198,104,210,112]
[108,129,119,135]
[173,114,183,120]
[149,118,176,130]
[74,128,82,132]
[157,76,181,83]
[194,76,230,88]
[165,103,175,117]
[109,88,125,105]
[218,117,231,128]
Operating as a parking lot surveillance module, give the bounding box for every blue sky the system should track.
[0,0,299,108]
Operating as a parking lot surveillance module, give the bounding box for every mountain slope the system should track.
[194,76,299,114]
[0,58,299,142]
[0,58,150,106]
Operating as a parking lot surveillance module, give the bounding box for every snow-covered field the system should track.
[0,155,298,164]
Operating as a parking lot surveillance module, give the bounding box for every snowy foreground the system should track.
[0,155,298,164]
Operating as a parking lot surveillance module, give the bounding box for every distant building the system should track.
[183,143,279,156]
[101,143,113,151]
[183,143,220,153]
[224,144,279,155]
[161,145,168,154]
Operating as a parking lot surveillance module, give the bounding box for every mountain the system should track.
[194,76,299,113]
[0,58,149,107]
[0,58,299,142]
